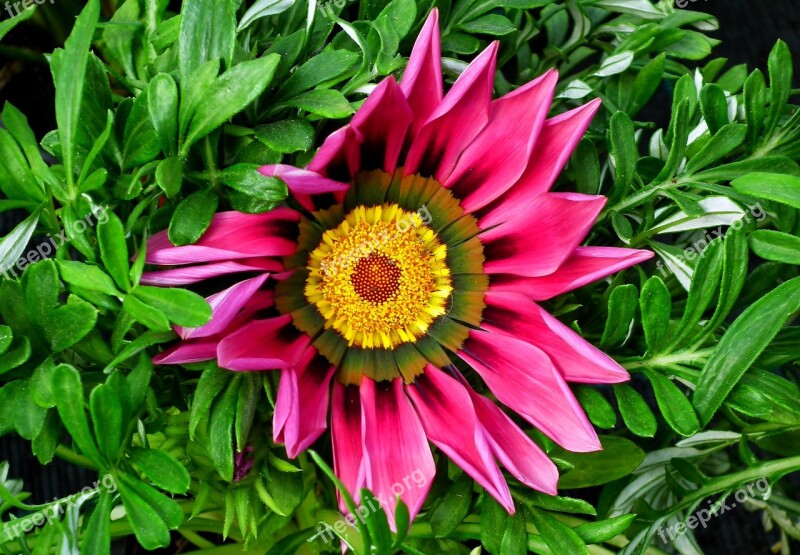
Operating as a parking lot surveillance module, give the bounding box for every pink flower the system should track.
[145,9,652,528]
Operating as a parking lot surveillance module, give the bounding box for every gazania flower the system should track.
[144,10,652,526]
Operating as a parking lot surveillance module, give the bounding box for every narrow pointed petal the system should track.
[308,126,361,181]
[482,193,607,277]
[146,209,300,265]
[406,366,514,512]
[468,388,559,495]
[350,77,413,173]
[217,315,310,370]
[490,246,654,301]
[140,259,281,286]
[179,274,269,340]
[332,382,366,513]
[445,70,558,212]
[274,347,335,458]
[459,330,601,452]
[259,164,350,195]
[153,339,219,365]
[404,42,499,181]
[360,378,435,526]
[400,9,443,136]
[484,291,629,384]
[480,99,602,227]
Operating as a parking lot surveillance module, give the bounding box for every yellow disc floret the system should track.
[305,204,452,349]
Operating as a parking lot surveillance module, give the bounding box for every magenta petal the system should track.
[308,126,361,180]
[332,382,366,513]
[482,193,607,277]
[459,330,601,452]
[400,9,443,137]
[145,209,300,265]
[468,388,559,495]
[404,42,499,182]
[179,274,269,340]
[484,291,629,384]
[153,339,220,365]
[217,315,310,370]
[360,378,435,527]
[446,70,558,213]
[350,77,413,173]
[480,99,602,226]
[490,246,654,301]
[140,259,282,286]
[406,366,514,512]
[259,164,350,195]
[273,347,335,458]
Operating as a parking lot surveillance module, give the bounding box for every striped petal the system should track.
[217,315,310,371]
[332,382,366,513]
[140,259,281,286]
[400,9,443,137]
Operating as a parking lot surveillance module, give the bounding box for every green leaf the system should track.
[132,285,211,328]
[608,111,637,192]
[630,53,665,115]
[430,472,473,537]
[129,447,191,494]
[645,370,700,436]
[576,387,616,429]
[52,364,104,468]
[283,89,355,118]
[2,102,59,199]
[501,513,527,555]
[98,211,131,292]
[359,488,393,553]
[210,377,240,481]
[179,0,235,80]
[255,120,314,153]
[743,69,766,148]
[530,508,589,555]
[574,514,636,544]
[117,476,174,550]
[277,50,360,99]
[458,14,516,36]
[0,325,11,355]
[614,384,657,438]
[699,83,728,135]
[184,55,281,150]
[731,172,800,209]
[53,0,100,186]
[0,128,44,202]
[765,40,792,139]
[554,436,645,488]
[693,157,800,182]
[168,189,219,246]
[481,496,508,555]
[155,157,184,199]
[639,276,671,353]
[178,58,220,140]
[0,4,35,41]
[148,73,180,157]
[90,384,123,463]
[0,336,31,376]
[80,490,112,555]
[683,123,747,175]
[750,230,800,264]
[57,261,120,296]
[0,210,40,279]
[600,284,638,348]
[238,0,296,30]
[123,293,171,331]
[220,164,289,202]
[693,275,800,424]
[190,365,232,438]
[656,99,691,183]
[123,90,161,171]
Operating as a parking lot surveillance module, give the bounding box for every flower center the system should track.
[304,204,452,349]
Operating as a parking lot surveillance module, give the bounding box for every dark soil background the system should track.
[1,1,799,553]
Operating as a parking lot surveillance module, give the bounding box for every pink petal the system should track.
[217,315,310,371]
[484,291,629,384]
[445,70,558,213]
[490,246,654,301]
[308,126,361,181]
[467,387,559,495]
[258,164,350,195]
[404,42,499,182]
[350,77,413,173]
[360,378,435,527]
[146,209,300,265]
[153,339,220,365]
[406,366,513,512]
[482,193,607,277]
[480,99,602,228]
[400,9,443,137]
[140,259,282,286]
[458,330,601,452]
[332,382,367,513]
[273,347,335,458]
[178,274,269,340]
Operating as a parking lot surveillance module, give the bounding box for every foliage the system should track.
[1,0,800,553]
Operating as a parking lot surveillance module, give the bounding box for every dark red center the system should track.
[351,253,401,303]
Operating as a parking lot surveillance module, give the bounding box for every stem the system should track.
[53,445,97,470]
[621,349,715,371]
